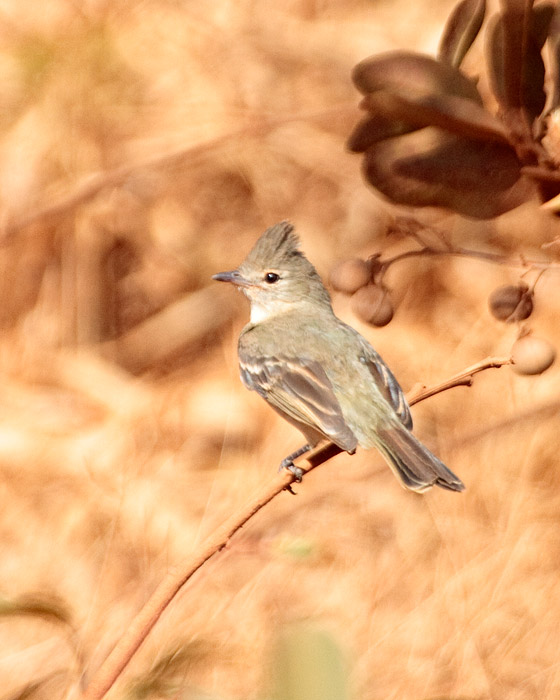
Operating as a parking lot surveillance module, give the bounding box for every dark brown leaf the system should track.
[531,2,555,48]
[347,112,418,153]
[523,4,554,120]
[547,4,560,110]
[351,51,483,103]
[487,3,550,120]
[438,0,486,67]
[361,127,535,218]
[359,89,509,143]
[486,12,507,107]
[498,0,531,109]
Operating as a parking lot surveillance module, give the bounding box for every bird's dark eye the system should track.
[264,272,280,284]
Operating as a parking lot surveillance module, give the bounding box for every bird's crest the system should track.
[242,221,304,269]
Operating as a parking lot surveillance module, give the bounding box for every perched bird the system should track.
[213,221,464,493]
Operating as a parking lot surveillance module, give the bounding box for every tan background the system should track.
[0,1,560,698]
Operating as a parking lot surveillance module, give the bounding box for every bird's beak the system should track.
[212,269,252,287]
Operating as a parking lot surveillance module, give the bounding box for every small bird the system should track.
[213,221,464,493]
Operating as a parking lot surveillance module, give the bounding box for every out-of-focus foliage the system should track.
[348,0,560,218]
[268,624,349,700]
[124,642,218,700]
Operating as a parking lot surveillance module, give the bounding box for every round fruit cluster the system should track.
[488,282,555,375]
[329,258,393,327]
[330,259,556,376]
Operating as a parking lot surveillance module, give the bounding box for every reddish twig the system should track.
[406,355,513,404]
[80,469,295,700]
[79,354,512,700]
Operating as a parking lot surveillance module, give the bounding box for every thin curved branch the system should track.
[79,353,512,700]
[80,468,295,700]
[374,217,560,281]
[406,355,513,404]
[377,246,560,278]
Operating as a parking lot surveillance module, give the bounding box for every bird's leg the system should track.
[279,443,312,482]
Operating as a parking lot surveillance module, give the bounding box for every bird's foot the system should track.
[280,460,304,483]
[278,444,311,492]
[278,444,311,476]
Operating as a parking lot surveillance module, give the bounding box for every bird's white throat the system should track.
[248,296,299,323]
[250,301,277,324]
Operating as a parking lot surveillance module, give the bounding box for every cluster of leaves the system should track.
[348,0,560,219]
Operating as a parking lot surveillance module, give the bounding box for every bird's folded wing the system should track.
[357,339,413,429]
[239,352,358,452]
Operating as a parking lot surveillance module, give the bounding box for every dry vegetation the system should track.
[1,1,560,699]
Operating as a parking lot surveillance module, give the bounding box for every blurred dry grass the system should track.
[0,1,560,699]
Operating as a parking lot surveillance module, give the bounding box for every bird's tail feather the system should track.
[376,422,464,493]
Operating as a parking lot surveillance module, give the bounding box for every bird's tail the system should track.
[375,421,464,493]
